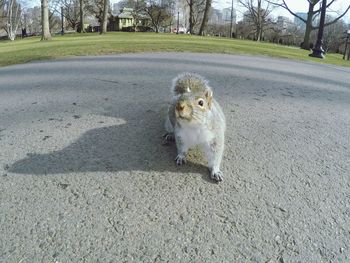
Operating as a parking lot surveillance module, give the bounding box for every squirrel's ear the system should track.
[205,89,213,109]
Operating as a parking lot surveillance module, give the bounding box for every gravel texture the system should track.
[0,53,349,262]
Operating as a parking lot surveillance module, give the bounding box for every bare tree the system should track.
[50,0,89,32]
[51,0,80,30]
[268,0,350,50]
[323,17,347,53]
[0,2,5,33]
[24,5,41,34]
[264,20,304,45]
[41,0,51,40]
[181,0,205,34]
[117,0,132,10]
[132,0,147,32]
[49,9,61,31]
[0,0,5,22]
[85,0,103,26]
[144,0,172,33]
[239,0,273,41]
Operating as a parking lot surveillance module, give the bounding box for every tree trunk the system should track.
[256,0,261,41]
[198,0,211,36]
[79,0,85,33]
[41,0,51,40]
[100,0,109,34]
[188,0,194,34]
[256,26,262,41]
[301,2,315,50]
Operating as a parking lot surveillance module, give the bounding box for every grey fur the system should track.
[171,72,212,96]
[165,73,226,182]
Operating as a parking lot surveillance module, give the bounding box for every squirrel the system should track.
[163,73,226,182]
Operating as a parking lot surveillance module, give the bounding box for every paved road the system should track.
[0,53,349,262]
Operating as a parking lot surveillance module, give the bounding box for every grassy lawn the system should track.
[0,32,349,67]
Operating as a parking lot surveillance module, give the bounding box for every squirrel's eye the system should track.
[198,99,204,107]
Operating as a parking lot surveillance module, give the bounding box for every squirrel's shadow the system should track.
[9,102,214,183]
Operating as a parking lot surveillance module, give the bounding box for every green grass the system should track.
[0,32,349,67]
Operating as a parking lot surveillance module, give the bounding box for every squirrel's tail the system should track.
[171,72,210,95]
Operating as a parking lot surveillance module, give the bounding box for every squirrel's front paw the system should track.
[175,154,186,165]
[211,170,223,182]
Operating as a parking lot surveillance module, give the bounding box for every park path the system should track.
[0,53,350,262]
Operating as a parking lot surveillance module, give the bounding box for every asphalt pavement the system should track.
[0,53,349,262]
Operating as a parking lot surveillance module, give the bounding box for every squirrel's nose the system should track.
[176,102,185,112]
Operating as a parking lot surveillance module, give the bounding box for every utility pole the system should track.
[309,0,327,58]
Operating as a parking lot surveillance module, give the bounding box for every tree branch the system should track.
[324,5,350,27]
[326,0,336,9]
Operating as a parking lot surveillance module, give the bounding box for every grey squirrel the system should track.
[164,73,226,182]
